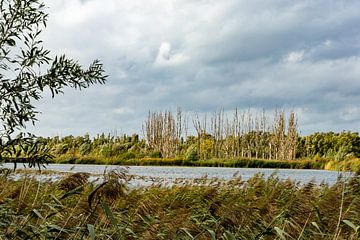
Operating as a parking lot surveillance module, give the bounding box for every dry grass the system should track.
[0,170,359,239]
[59,172,90,191]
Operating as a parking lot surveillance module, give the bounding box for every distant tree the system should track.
[0,0,106,167]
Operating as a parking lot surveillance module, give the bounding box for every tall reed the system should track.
[0,170,359,239]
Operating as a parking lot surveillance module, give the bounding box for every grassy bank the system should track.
[0,171,359,239]
[50,155,354,171]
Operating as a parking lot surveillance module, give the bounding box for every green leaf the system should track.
[32,209,46,221]
[125,227,136,236]
[60,185,84,200]
[207,229,216,240]
[274,227,292,240]
[342,220,360,233]
[179,228,194,239]
[87,224,95,240]
[311,222,323,235]
[222,231,236,240]
[47,224,68,233]
[100,202,118,226]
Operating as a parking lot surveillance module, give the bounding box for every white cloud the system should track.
[113,107,134,115]
[323,40,332,47]
[284,50,305,63]
[154,42,189,67]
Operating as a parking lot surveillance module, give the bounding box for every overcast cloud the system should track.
[28,0,360,136]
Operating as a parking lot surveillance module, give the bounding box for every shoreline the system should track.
[4,157,357,172]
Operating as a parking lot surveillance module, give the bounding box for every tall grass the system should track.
[52,155,330,170]
[325,158,360,172]
[0,170,359,239]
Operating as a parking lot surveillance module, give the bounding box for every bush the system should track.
[149,151,162,158]
[185,144,198,161]
[111,143,128,155]
[100,144,114,157]
[122,152,136,160]
[79,143,91,155]
[54,143,69,155]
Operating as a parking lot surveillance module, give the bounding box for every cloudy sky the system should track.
[28,0,360,137]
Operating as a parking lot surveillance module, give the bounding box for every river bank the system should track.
[45,155,360,172]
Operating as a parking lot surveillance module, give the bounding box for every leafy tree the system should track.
[0,0,107,167]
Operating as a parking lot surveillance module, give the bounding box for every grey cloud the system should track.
[27,0,360,136]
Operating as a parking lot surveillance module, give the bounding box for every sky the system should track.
[28,0,360,137]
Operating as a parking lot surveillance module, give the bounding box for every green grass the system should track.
[51,155,332,170]
[325,158,360,172]
[0,170,360,239]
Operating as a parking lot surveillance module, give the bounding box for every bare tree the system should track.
[143,108,185,158]
[286,111,298,160]
[143,108,299,161]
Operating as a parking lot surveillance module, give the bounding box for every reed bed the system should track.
[0,170,359,239]
[52,156,331,170]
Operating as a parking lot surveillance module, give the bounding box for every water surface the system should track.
[2,163,349,185]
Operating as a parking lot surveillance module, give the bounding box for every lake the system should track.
[2,163,350,186]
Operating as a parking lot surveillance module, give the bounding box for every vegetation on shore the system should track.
[48,156,360,172]
[3,108,360,171]
[52,155,330,169]
[0,169,359,239]
[18,118,359,171]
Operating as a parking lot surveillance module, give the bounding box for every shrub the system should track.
[54,143,70,155]
[149,151,162,158]
[122,152,136,160]
[100,144,114,157]
[79,143,91,155]
[186,144,198,161]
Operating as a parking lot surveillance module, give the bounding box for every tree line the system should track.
[31,109,360,162]
[143,108,298,160]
